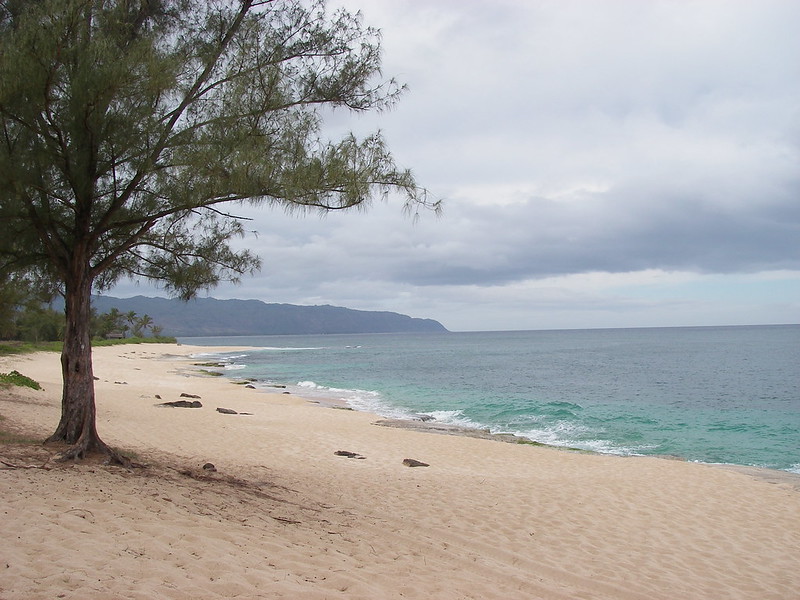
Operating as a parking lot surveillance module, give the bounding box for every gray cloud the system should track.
[113,0,800,330]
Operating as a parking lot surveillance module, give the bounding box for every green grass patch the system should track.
[0,370,42,390]
[0,341,61,355]
[0,337,177,356]
[92,336,178,346]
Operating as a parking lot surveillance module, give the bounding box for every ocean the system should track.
[180,325,800,474]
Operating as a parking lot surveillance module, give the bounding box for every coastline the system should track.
[2,343,799,599]
[200,343,800,482]
[183,328,800,474]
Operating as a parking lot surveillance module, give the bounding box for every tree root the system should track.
[0,460,51,470]
[49,438,143,469]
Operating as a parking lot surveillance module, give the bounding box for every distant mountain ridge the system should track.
[89,295,448,337]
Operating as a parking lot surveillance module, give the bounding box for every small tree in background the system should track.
[0,0,438,462]
[14,301,64,343]
[91,307,124,339]
[135,314,153,338]
[0,274,26,339]
[124,311,138,338]
[0,274,62,342]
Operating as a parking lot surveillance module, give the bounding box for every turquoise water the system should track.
[181,325,800,473]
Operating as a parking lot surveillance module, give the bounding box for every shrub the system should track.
[0,370,42,390]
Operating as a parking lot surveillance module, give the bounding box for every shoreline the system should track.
[2,343,799,599]
[196,344,800,482]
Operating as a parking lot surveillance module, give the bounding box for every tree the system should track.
[91,306,124,338]
[0,273,25,339]
[124,311,138,337]
[0,0,437,462]
[14,300,64,342]
[135,314,153,337]
[0,274,62,341]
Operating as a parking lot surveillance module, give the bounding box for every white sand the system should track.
[1,344,798,599]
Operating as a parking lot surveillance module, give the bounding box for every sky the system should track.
[113,0,800,332]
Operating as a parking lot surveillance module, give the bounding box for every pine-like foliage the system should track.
[0,0,436,460]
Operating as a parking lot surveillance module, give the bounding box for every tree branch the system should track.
[93,0,256,237]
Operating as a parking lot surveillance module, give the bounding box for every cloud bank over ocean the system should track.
[113,0,800,331]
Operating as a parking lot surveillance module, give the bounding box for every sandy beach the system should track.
[1,344,798,599]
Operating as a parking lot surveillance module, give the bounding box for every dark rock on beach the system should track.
[412,414,435,422]
[158,400,202,408]
[335,450,366,459]
[180,393,201,399]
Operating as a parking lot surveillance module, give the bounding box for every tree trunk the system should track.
[45,261,126,464]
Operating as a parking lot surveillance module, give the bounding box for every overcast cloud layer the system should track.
[114,0,800,331]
